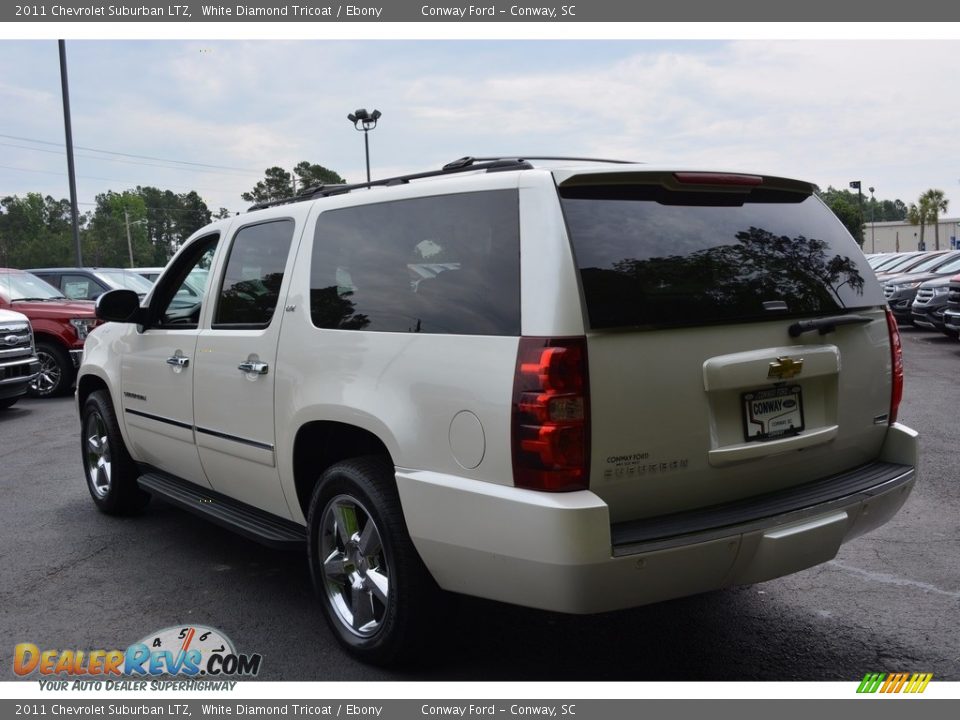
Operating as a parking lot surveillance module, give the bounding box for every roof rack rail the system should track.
[444,155,636,169]
[247,157,535,212]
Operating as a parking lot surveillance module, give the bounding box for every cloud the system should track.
[1,39,957,213]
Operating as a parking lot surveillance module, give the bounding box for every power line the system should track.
[0,132,258,174]
[0,163,245,199]
[0,140,256,178]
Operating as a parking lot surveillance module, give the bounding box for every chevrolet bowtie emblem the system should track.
[768,356,804,380]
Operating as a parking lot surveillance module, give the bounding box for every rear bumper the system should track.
[397,423,918,614]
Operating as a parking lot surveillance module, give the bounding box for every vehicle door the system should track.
[119,234,220,488]
[193,217,299,518]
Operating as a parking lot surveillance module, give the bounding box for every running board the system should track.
[137,472,307,551]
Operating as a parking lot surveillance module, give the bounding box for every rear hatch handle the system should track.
[788,314,873,338]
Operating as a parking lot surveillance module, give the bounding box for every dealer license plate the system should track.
[742,385,804,442]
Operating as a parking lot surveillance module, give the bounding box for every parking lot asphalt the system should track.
[1,326,957,682]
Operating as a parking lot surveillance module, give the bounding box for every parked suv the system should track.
[942,277,960,338]
[912,273,960,339]
[0,269,99,397]
[78,158,918,664]
[0,308,40,410]
[28,267,154,301]
[883,252,960,325]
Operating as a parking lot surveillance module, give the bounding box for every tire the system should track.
[80,389,150,515]
[0,398,17,410]
[29,341,75,398]
[307,456,444,665]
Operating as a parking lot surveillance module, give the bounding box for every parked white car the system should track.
[78,157,918,664]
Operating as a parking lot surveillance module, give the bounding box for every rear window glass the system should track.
[310,190,520,335]
[560,183,885,330]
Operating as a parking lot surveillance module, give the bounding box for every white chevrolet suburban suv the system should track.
[78,157,918,664]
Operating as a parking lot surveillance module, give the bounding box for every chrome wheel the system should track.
[84,410,112,499]
[319,494,390,638]
[31,348,62,396]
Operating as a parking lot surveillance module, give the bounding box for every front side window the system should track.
[153,234,219,329]
[213,219,295,328]
[310,190,520,335]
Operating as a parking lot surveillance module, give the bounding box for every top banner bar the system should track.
[3,0,959,22]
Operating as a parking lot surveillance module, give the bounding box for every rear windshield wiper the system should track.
[788,314,873,337]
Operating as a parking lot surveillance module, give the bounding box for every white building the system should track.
[863,217,960,254]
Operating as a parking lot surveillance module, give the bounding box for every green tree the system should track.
[878,198,908,221]
[817,187,909,243]
[134,186,213,262]
[293,161,345,191]
[817,188,863,244]
[241,167,294,204]
[907,198,932,251]
[0,193,77,268]
[176,190,214,248]
[919,189,949,250]
[242,162,346,204]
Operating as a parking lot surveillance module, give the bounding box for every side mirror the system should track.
[95,289,143,323]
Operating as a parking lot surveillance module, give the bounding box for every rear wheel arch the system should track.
[292,421,395,519]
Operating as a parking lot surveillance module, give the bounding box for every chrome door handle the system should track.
[238,361,269,375]
[166,355,190,368]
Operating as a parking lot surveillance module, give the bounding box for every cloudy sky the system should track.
[0,35,957,217]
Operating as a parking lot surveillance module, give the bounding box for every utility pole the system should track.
[58,40,82,267]
[124,209,134,268]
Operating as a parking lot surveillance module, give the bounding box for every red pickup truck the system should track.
[0,269,99,397]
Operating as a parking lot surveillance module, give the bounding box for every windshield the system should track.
[96,270,155,293]
[872,254,913,270]
[0,271,66,300]
[930,255,960,275]
[900,252,959,273]
[882,253,943,273]
[560,184,884,330]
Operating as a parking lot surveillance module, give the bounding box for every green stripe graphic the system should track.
[857,673,886,693]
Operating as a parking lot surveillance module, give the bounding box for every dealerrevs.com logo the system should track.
[14,625,262,685]
[857,673,933,694]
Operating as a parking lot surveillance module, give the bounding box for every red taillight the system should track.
[511,337,590,492]
[886,307,904,424]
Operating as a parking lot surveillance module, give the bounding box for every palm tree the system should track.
[920,189,949,251]
[907,200,930,250]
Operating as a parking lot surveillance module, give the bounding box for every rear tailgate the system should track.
[556,169,892,523]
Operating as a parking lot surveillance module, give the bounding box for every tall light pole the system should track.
[347,108,382,184]
[868,186,876,253]
[849,180,864,246]
[59,40,82,266]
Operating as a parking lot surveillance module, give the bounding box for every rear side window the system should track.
[310,190,520,335]
[214,219,295,328]
[560,183,885,330]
